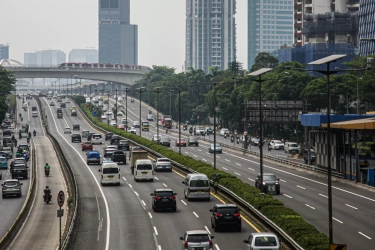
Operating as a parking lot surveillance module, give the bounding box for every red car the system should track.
[117,124,125,130]
[175,138,187,147]
[82,141,93,151]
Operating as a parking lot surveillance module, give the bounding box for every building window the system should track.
[297,36,301,41]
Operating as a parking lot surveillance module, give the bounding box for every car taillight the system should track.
[234,213,241,217]
[184,241,188,249]
[209,240,213,246]
[215,213,222,217]
[170,196,176,200]
[154,196,161,200]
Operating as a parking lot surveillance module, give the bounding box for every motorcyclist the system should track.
[231,135,234,142]
[33,130,36,136]
[43,186,52,202]
[166,128,168,134]
[28,132,31,138]
[44,163,50,174]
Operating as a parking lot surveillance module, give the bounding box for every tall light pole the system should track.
[178,86,181,155]
[124,87,130,130]
[136,87,146,137]
[150,87,162,140]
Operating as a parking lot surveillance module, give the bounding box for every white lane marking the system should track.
[216,156,220,158]
[345,204,358,210]
[122,177,127,181]
[319,194,328,198]
[358,232,372,239]
[305,204,315,209]
[279,179,286,182]
[215,244,220,250]
[206,152,210,154]
[44,98,111,250]
[162,183,167,187]
[185,152,189,154]
[193,212,199,218]
[248,168,255,171]
[158,245,162,250]
[222,167,228,170]
[296,185,306,190]
[204,226,211,234]
[202,159,207,162]
[95,193,103,241]
[234,172,241,176]
[248,178,255,182]
[134,191,139,196]
[283,194,293,199]
[181,200,187,205]
[198,149,202,151]
[154,176,159,180]
[129,184,133,188]
[225,159,230,162]
[211,163,214,165]
[236,163,241,166]
[153,226,158,235]
[142,200,146,206]
[332,217,343,224]
[193,155,198,158]
[148,212,153,218]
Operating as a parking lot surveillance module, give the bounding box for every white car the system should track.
[102,107,107,112]
[106,111,113,116]
[110,120,117,127]
[152,134,161,142]
[32,111,38,117]
[219,128,230,136]
[64,127,71,134]
[117,112,123,117]
[66,100,70,103]
[129,127,136,134]
[270,140,284,150]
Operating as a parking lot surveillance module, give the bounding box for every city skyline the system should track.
[0,0,248,71]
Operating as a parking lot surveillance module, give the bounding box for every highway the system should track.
[40,97,258,250]
[109,96,375,249]
[9,97,67,249]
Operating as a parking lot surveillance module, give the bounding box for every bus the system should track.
[141,122,150,131]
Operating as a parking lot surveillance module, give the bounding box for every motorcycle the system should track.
[44,192,52,204]
[237,138,240,144]
[224,134,227,139]
[45,169,50,177]
[27,138,30,143]
[33,131,36,136]
[19,134,22,140]
[231,137,234,143]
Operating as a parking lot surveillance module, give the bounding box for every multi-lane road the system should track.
[111,96,375,249]
[39,96,258,250]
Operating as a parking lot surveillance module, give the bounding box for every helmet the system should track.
[46,186,49,189]
[46,163,48,165]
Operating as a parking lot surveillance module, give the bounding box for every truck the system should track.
[103,95,109,104]
[161,115,172,129]
[130,149,148,174]
[141,121,150,131]
[57,108,63,119]
[71,107,77,116]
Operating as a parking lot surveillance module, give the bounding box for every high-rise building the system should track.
[0,44,9,60]
[99,0,138,65]
[185,0,236,73]
[359,0,375,56]
[23,50,66,67]
[69,49,99,63]
[248,0,294,70]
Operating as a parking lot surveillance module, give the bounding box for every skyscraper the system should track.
[69,49,99,63]
[99,0,138,65]
[23,50,66,67]
[185,0,236,73]
[248,0,294,69]
[0,44,9,60]
[359,0,375,56]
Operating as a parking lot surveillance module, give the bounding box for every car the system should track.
[117,124,125,130]
[255,173,280,195]
[82,141,93,151]
[209,143,222,153]
[151,188,177,212]
[104,149,116,158]
[121,119,128,126]
[154,158,172,172]
[0,157,8,169]
[175,138,187,147]
[2,179,23,198]
[111,150,126,164]
[99,162,120,186]
[103,145,117,153]
[152,134,161,143]
[71,133,82,143]
[251,138,261,146]
[129,127,136,134]
[179,230,214,250]
[187,136,199,146]
[118,140,130,151]
[284,142,299,154]
[102,107,108,112]
[110,135,121,145]
[110,120,117,127]
[303,149,316,164]
[2,129,12,136]
[47,96,52,100]
[73,124,80,130]
[2,147,12,159]
[50,102,55,106]
[86,150,101,165]
[66,100,70,103]
[32,111,38,117]
[101,115,107,121]
[60,103,66,108]
[11,164,28,179]
[210,204,242,232]
[270,140,284,150]
[64,127,72,134]
[219,128,230,136]
[205,127,213,134]
[160,136,170,147]
[105,132,113,141]
[106,111,113,116]
[243,232,281,250]
[131,98,135,103]
[133,121,140,128]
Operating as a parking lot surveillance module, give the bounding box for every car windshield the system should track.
[190,180,209,187]
[211,144,220,148]
[289,143,298,147]
[254,236,278,247]
[189,137,197,141]
[263,175,277,181]
[84,142,91,145]
[4,181,19,187]
[15,160,25,164]
[137,164,152,170]
[216,207,239,214]
[0,157,6,161]
[103,168,119,174]
[187,234,209,243]
[155,191,173,197]
[274,141,283,144]
[114,152,124,155]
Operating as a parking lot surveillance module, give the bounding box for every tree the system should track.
[250,52,278,72]
[0,66,16,120]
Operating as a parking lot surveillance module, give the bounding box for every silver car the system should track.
[180,230,214,250]
[2,179,23,198]
[243,232,280,250]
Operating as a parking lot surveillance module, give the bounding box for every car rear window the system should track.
[289,143,298,147]
[137,164,152,170]
[254,236,278,246]
[114,151,125,155]
[4,181,19,186]
[103,168,119,174]
[93,135,102,139]
[155,191,173,197]
[216,207,239,214]
[187,234,209,242]
[85,142,91,145]
[89,153,100,158]
[190,180,209,187]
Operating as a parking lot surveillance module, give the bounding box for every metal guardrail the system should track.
[34,96,80,249]
[74,99,304,250]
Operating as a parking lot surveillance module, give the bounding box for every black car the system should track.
[104,149,116,158]
[210,204,242,232]
[255,173,280,195]
[160,136,170,147]
[151,188,177,212]
[60,103,66,108]
[18,144,29,152]
[303,149,316,164]
[118,140,130,151]
[187,136,199,146]
[105,132,113,141]
[111,150,127,164]
[11,164,28,179]
[3,129,12,136]
[3,137,13,147]
[71,133,82,143]
[110,135,121,145]
[73,124,80,130]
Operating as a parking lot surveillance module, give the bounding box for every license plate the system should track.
[108,175,114,178]
[225,216,231,219]
[162,199,168,202]
[192,248,203,250]
[268,185,276,195]
[142,172,148,175]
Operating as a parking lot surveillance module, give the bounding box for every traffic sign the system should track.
[57,209,64,217]
[57,190,65,207]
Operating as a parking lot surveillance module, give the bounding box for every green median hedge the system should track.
[78,101,329,250]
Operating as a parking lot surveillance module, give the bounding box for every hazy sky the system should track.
[0,0,248,71]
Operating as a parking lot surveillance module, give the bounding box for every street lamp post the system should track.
[178,87,181,155]
[150,87,162,141]
[124,87,130,131]
[136,87,146,137]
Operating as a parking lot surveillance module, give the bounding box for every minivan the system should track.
[99,162,120,186]
[183,173,210,201]
[91,134,103,144]
[134,159,154,182]
[86,151,101,165]
[284,142,299,154]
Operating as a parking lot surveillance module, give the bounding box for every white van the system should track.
[91,134,103,144]
[99,162,120,186]
[134,159,154,182]
[147,114,154,121]
[32,111,38,117]
[183,173,210,201]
